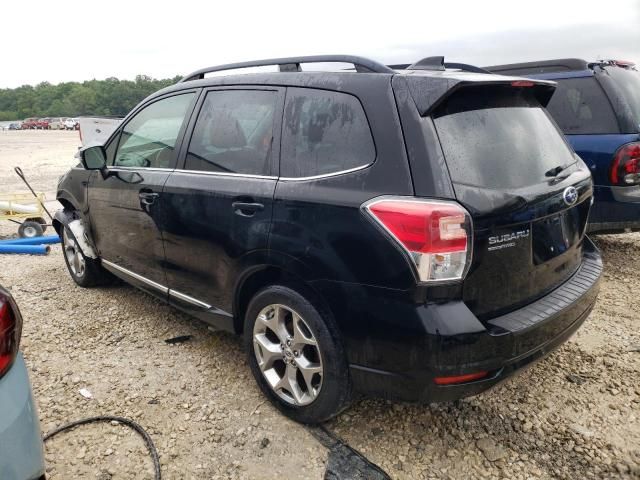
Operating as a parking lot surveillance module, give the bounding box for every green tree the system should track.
[0,75,179,121]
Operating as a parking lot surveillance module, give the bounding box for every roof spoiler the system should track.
[401,75,557,116]
[484,58,589,75]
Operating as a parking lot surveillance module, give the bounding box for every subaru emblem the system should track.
[563,186,578,206]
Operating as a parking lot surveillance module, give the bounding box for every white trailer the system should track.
[77,116,123,146]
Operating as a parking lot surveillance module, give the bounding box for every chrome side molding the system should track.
[101,259,169,293]
[169,289,212,309]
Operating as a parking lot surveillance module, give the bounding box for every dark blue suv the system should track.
[487,59,640,234]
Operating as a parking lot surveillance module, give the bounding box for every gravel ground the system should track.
[0,130,638,479]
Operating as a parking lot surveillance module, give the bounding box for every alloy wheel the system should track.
[252,304,323,406]
[63,229,86,278]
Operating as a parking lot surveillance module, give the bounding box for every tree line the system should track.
[0,75,181,121]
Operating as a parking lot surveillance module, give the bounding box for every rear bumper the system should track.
[318,238,602,402]
[0,354,45,480]
[588,185,640,233]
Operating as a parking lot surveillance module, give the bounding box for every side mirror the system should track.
[80,145,107,171]
[80,145,111,179]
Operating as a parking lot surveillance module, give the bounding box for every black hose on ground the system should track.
[42,415,161,480]
[42,416,386,480]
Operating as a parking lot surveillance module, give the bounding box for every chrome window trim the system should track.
[171,163,371,181]
[109,166,175,173]
[279,163,371,181]
[173,169,277,180]
[169,289,212,309]
[101,259,169,293]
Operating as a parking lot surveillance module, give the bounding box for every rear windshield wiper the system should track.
[545,163,571,177]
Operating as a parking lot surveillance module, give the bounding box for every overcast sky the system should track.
[2,0,639,88]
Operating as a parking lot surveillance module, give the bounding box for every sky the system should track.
[2,0,639,88]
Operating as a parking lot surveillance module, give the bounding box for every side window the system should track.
[185,90,277,175]
[545,77,619,134]
[281,88,375,178]
[114,93,195,169]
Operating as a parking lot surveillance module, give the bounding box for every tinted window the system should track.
[545,77,619,134]
[281,88,374,178]
[605,67,640,130]
[185,90,277,175]
[114,93,195,168]
[434,87,576,189]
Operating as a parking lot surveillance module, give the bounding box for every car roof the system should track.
[128,55,556,120]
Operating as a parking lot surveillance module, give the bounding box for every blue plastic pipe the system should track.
[0,244,50,255]
[0,235,60,246]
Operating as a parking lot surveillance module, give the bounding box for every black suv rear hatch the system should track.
[431,84,593,319]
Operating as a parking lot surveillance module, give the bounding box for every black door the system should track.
[88,92,197,293]
[161,87,284,328]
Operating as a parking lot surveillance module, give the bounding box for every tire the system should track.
[28,217,47,234]
[18,220,43,238]
[61,225,112,287]
[244,285,352,423]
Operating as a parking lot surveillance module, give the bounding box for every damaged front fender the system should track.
[52,209,98,259]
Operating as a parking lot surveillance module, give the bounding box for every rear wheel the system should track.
[61,226,112,287]
[244,285,352,423]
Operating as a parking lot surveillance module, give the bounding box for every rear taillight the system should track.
[610,142,640,186]
[0,294,21,377]
[364,197,473,283]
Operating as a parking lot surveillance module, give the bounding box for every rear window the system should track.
[545,77,619,134]
[605,67,640,130]
[433,87,577,190]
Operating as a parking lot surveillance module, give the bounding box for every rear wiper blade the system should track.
[545,164,570,177]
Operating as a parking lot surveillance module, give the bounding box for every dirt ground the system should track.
[0,130,638,479]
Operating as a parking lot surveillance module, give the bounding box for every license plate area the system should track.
[532,209,581,264]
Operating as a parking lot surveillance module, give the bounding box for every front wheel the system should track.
[61,226,113,287]
[244,285,352,423]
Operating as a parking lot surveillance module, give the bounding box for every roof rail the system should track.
[179,55,395,83]
[389,58,491,74]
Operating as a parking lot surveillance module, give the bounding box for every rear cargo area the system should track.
[430,84,594,319]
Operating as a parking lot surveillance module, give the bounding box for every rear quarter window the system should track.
[604,67,640,131]
[545,77,619,134]
[281,88,375,178]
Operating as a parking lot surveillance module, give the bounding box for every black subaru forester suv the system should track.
[54,55,602,423]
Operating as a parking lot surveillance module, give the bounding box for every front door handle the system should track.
[139,191,159,205]
[232,202,264,217]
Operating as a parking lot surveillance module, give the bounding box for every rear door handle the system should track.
[139,191,159,205]
[232,202,264,217]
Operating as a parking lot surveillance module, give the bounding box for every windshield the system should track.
[605,66,640,129]
[433,86,577,189]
